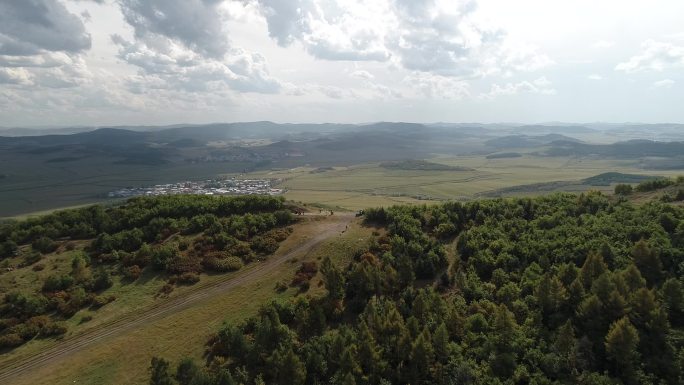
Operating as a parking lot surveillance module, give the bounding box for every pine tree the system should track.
[621,264,646,292]
[321,257,345,302]
[274,348,306,385]
[358,321,384,382]
[662,278,684,326]
[605,317,639,382]
[579,252,607,289]
[432,322,450,363]
[490,304,519,378]
[410,328,435,383]
[631,239,662,286]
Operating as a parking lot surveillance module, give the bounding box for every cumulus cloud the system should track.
[250,0,551,79]
[254,0,390,61]
[350,70,375,80]
[616,39,684,73]
[114,0,282,94]
[0,0,93,89]
[653,79,675,88]
[119,0,229,58]
[0,0,91,55]
[481,76,555,98]
[404,73,471,99]
[113,36,281,94]
[0,68,33,85]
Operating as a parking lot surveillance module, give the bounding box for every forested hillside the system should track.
[0,195,294,349]
[152,193,684,385]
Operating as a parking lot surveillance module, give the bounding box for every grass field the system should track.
[3,216,371,385]
[4,153,683,219]
[238,154,682,210]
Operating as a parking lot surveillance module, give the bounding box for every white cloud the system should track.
[113,36,281,94]
[250,0,551,78]
[0,1,93,89]
[403,73,471,99]
[616,39,684,73]
[350,70,375,80]
[0,68,32,85]
[112,0,282,94]
[653,79,675,88]
[481,76,555,98]
[118,0,230,58]
[588,74,604,80]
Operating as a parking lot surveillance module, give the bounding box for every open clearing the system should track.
[241,154,682,210]
[0,214,362,385]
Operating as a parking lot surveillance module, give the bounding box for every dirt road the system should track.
[0,214,353,383]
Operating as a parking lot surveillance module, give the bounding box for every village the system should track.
[107,178,284,198]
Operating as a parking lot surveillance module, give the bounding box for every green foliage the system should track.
[149,357,174,385]
[636,178,676,192]
[614,183,633,195]
[153,193,684,385]
[1,195,295,351]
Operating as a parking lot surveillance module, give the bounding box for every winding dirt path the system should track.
[0,214,353,383]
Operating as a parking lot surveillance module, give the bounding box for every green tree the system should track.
[662,278,684,326]
[605,317,639,382]
[149,357,174,385]
[321,257,345,302]
[410,328,435,383]
[631,239,662,286]
[273,348,306,385]
[579,252,607,289]
[614,184,633,196]
[176,357,199,385]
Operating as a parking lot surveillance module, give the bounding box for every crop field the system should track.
[243,154,683,210]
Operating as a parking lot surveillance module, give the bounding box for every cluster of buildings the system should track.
[107,178,284,198]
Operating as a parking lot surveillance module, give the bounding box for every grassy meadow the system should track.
[241,154,682,210]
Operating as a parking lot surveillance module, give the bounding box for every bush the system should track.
[123,265,142,281]
[291,261,318,288]
[176,272,200,285]
[635,178,675,192]
[90,295,115,309]
[274,281,288,292]
[0,240,18,259]
[0,333,23,348]
[159,283,174,295]
[151,244,176,270]
[167,255,201,274]
[204,256,244,272]
[32,237,58,254]
[92,269,113,291]
[32,263,45,272]
[614,184,633,195]
[42,274,74,292]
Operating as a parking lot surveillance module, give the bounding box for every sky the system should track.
[0,0,683,127]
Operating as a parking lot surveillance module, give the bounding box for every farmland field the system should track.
[241,154,682,210]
